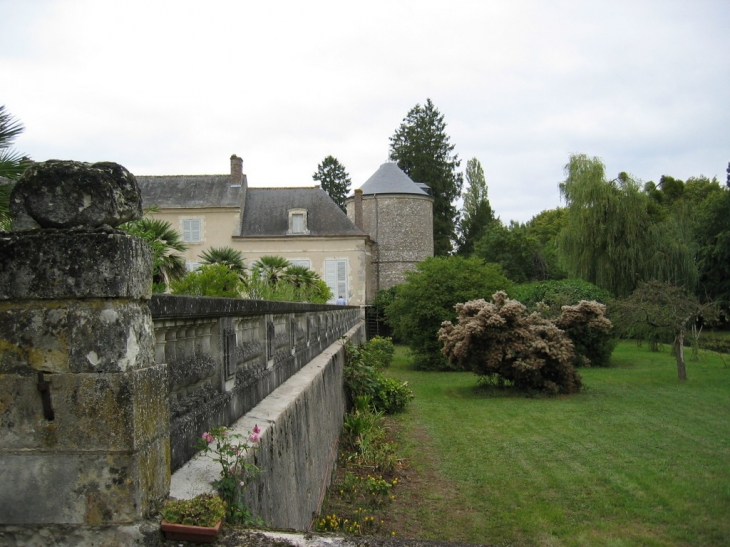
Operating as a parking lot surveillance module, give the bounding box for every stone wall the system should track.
[148,295,361,471]
[169,322,365,531]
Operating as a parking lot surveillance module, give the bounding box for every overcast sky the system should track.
[1,0,728,223]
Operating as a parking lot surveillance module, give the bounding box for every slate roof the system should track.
[136,175,244,209]
[356,163,431,196]
[239,187,367,237]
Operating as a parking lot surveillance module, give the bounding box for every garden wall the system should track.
[149,295,361,471]
[170,321,364,530]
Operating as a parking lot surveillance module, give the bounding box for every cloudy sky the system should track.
[1,0,728,223]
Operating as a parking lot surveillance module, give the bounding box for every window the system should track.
[325,259,347,304]
[181,218,201,243]
[288,209,309,234]
[289,259,311,269]
[185,261,201,272]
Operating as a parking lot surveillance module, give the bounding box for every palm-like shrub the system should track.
[200,246,246,279]
[252,255,291,285]
[284,265,317,289]
[120,217,187,291]
[0,105,31,230]
[244,257,332,303]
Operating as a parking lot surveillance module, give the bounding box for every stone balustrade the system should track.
[148,295,361,471]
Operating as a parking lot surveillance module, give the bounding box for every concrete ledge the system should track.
[170,321,365,530]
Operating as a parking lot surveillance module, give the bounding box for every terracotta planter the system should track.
[160,519,222,543]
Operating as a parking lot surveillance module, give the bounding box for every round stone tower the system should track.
[345,162,434,296]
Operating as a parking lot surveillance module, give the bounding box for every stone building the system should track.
[345,162,434,294]
[138,155,373,305]
[138,157,433,305]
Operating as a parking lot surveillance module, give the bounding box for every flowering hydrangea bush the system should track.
[195,425,261,524]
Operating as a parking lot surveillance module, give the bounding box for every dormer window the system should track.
[288,208,309,234]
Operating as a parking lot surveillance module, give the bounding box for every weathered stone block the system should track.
[10,160,142,231]
[0,232,152,300]
[0,435,169,525]
[0,365,169,451]
[0,301,155,374]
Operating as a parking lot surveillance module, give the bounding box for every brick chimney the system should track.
[354,188,363,230]
[230,154,243,185]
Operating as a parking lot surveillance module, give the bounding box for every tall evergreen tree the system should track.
[458,157,494,255]
[312,155,351,211]
[389,99,463,256]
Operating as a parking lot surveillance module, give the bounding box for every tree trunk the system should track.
[676,330,687,381]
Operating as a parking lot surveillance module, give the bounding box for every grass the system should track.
[379,342,730,547]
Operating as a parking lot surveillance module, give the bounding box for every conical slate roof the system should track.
[357,163,430,196]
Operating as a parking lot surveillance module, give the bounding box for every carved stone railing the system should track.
[148,295,361,471]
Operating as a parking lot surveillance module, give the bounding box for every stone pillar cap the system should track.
[10,160,143,231]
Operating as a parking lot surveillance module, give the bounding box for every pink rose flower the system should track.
[248,432,260,443]
[253,424,261,434]
[202,432,214,443]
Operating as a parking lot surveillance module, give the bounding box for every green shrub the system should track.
[343,397,383,450]
[385,256,512,370]
[344,341,413,414]
[699,332,730,354]
[362,337,395,370]
[161,493,226,528]
[511,279,613,314]
[171,264,244,298]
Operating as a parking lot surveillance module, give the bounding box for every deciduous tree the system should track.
[475,221,543,283]
[611,280,718,380]
[557,154,697,297]
[389,99,463,255]
[458,157,494,255]
[695,188,730,304]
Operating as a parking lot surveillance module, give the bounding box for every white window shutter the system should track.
[325,260,347,303]
[337,261,347,301]
[182,219,201,242]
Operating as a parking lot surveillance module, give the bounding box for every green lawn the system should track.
[387,342,730,547]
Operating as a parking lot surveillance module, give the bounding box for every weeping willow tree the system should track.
[557,154,697,297]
